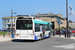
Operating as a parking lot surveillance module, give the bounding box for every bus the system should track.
[13,17,52,40]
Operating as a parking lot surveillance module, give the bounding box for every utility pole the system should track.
[59,23,60,37]
[11,9,13,36]
[8,24,11,37]
[66,0,69,38]
[11,9,16,37]
[57,17,61,37]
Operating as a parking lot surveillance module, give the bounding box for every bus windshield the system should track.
[16,20,32,30]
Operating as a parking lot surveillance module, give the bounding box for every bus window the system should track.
[35,24,40,32]
[45,25,50,31]
[16,20,32,30]
[42,24,45,30]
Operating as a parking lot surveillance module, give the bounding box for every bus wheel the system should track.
[48,33,51,38]
[40,34,42,40]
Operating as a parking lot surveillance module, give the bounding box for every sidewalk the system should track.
[0,36,12,42]
[51,35,75,40]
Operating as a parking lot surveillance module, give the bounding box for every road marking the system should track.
[52,43,75,49]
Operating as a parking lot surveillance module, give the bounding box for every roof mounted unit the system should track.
[17,15,29,17]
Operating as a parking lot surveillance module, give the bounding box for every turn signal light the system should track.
[17,34,19,36]
[33,30,34,33]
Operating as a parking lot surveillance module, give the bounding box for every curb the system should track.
[51,35,75,40]
[0,40,11,42]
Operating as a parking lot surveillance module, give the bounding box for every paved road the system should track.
[0,37,75,50]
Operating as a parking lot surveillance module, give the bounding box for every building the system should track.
[2,16,17,29]
[2,13,66,30]
[2,15,29,30]
[32,12,66,29]
[69,20,75,29]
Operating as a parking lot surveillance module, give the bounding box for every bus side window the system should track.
[42,24,45,31]
[35,24,40,32]
[45,25,50,31]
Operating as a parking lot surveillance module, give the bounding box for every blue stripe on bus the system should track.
[44,36,49,38]
[34,34,38,40]
[34,36,38,40]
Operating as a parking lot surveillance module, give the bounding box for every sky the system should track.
[0,0,75,29]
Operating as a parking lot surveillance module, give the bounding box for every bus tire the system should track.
[43,32,45,38]
[40,34,43,40]
[43,35,45,38]
[48,33,51,38]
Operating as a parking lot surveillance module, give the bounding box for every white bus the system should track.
[13,17,52,40]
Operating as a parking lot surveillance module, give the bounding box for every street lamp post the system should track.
[8,24,11,37]
[11,9,16,37]
[11,10,13,36]
[56,17,61,37]
[66,0,69,38]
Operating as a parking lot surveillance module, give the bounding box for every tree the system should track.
[68,26,71,29]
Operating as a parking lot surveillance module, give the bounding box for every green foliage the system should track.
[0,31,7,34]
[68,26,71,29]
[56,26,71,31]
[56,28,64,30]
[64,26,71,29]
[60,28,63,30]
[56,28,59,30]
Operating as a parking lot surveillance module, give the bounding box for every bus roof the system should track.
[16,17,52,25]
[17,16,35,18]
[33,20,52,25]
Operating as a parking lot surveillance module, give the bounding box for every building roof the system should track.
[2,15,31,19]
[32,12,66,20]
[2,16,17,19]
[32,12,55,17]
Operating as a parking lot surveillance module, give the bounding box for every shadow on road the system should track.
[11,37,50,42]
[12,40,36,42]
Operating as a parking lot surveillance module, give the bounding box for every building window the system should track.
[14,19,15,22]
[2,19,5,23]
[13,24,15,27]
[3,24,5,27]
[8,19,9,22]
[50,16,55,18]
[6,19,8,23]
[9,19,11,22]
[4,24,7,27]
[6,24,8,27]
[4,24,6,27]
[3,19,6,23]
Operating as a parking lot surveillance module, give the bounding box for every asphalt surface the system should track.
[0,37,75,50]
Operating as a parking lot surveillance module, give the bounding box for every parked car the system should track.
[71,29,75,37]
[56,30,61,34]
[56,30,64,34]
[71,30,75,33]
[1,29,8,32]
[0,29,1,31]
